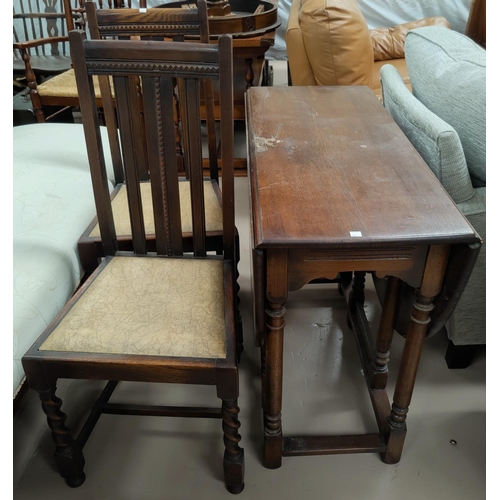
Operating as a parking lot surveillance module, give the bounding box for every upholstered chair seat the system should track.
[40,256,227,359]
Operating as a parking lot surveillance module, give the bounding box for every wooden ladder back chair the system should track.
[17,0,138,123]
[13,0,79,121]
[13,0,77,76]
[22,30,244,494]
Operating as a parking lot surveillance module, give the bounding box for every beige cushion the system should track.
[298,0,374,87]
[40,256,226,358]
[89,180,222,238]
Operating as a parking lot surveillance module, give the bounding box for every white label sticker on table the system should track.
[350,231,363,237]
[139,8,147,12]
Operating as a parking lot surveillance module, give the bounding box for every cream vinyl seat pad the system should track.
[89,181,223,237]
[40,256,227,359]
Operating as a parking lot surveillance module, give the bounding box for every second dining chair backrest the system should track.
[84,0,218,183]
[70,29,235,260]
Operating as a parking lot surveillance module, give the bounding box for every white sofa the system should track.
[13,123,115,397]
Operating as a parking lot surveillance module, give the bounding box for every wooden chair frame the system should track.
[22,31,244,494]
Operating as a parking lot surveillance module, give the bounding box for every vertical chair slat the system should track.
[36,0,44,49]
[70,30,117,255]
[142,76,184,257]
[177,77,191,178]
[219,35,235,263]
[160,78,185,257]
[204,79,219,183]
[85,0,124,184]
[113,75,147,255]
[182,77,206,257]
[198,0,218,183]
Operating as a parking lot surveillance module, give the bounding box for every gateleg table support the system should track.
[371,276,401,391]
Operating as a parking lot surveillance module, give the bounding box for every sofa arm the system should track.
[380,64,475,204]
[370,16,450,61]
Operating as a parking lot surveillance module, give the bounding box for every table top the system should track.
[246,86,479,250]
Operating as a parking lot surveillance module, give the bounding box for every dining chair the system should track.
[13,0,81,121]
[13,0,78,78]
[15,0,140,123]
[21,30,245,494]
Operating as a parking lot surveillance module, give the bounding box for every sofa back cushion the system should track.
[405,26,486,187]
[299,0,374,86]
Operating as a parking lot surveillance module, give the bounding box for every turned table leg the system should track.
[263,248,288,469]
[263,302,285,469]
[383,245,450,464]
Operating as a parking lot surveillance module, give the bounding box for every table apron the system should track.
[286,246,429,292]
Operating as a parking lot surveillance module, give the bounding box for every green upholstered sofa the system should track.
[379,26,485,367]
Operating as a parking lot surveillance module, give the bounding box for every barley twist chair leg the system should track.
[221,399,245,494]
[38,381,86,487]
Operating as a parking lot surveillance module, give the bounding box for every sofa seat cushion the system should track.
[405,26,486,187]
[13,123,115,395]
[299,0,374,87]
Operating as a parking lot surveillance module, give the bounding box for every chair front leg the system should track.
[38,380,86,487]
[221,399,244,494]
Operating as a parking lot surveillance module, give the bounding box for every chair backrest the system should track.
[87,1,209,41]
[84,0,218,184]
[70,30,235,260]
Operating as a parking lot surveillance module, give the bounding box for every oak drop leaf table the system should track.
[245,86,481,469]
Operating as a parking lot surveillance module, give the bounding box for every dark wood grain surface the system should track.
[246,86,477,249]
